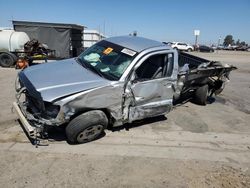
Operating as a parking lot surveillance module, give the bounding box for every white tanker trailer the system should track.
[0,29,30,67]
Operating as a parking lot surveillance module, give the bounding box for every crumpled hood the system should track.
[20,58,110,102]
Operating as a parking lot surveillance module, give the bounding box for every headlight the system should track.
[43,102,60,119]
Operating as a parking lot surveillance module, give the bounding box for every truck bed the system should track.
[177,52,237,95]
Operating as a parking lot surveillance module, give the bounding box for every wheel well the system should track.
[69,108,113,127]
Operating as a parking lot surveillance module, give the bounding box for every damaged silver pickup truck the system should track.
[13,36,236,144]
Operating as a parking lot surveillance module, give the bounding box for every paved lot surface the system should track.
[0,51,250,187]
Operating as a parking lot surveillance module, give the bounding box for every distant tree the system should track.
[240,41,246,46]
[223,35,234,46]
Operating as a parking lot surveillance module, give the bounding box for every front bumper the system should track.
[13,102,36,138]
[13,101,65,140]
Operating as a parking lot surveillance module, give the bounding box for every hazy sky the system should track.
[0,0,249,45]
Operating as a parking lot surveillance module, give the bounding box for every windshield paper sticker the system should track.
[121,48,136,56]
[103,47,113,55]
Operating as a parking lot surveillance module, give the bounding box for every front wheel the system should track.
[187,48,192,52]
[66,110,108,144]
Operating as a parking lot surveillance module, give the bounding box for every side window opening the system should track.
[135,53,173,81]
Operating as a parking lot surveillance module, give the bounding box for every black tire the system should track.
[194,84,208,105]
[9,53,18,62]
[66,110,108,144]
[214,81,225,95]
[187,48,192,52]
[0,52,16,67]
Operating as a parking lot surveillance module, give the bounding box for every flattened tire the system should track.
[0,52,16,67]
[66,110,108,144]
[194,84,208,105]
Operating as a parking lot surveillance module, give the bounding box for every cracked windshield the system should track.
[78,43,135,80]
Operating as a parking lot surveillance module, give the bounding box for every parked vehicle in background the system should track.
[217,45,225,50]
[235,45,249,51]
[198,45,215,52]
[170,42,194,52]
[0,29,53,68]
[211,45,217,50]
[225,45,238,51]
[0,29,29,67]
[162,42,172,46]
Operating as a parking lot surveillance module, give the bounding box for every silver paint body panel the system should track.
[18,36,177,127]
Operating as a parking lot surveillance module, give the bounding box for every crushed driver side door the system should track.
[124,52,177,123]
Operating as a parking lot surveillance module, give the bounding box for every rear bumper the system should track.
[13,102,36,138]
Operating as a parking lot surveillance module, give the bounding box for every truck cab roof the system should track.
[105,36,170,52]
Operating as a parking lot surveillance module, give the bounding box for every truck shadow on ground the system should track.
[20,116,168,145]
[111,115,167,132]
[47,115,168,144]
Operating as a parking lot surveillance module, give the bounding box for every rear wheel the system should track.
[187,48,192,52]
[66,110,108,144]
[214,81,225,95]
[0,52,16,67]
[194,84,208,105]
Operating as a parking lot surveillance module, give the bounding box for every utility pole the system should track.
[194,30,200,51]
[217,36,221,53]
[103,20,105,37]
[195,35,198,46]
[218,36,221,47]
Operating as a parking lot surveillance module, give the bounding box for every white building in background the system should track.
[83,30,105,49]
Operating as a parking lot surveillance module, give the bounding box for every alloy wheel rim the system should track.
[77,124,103,143]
